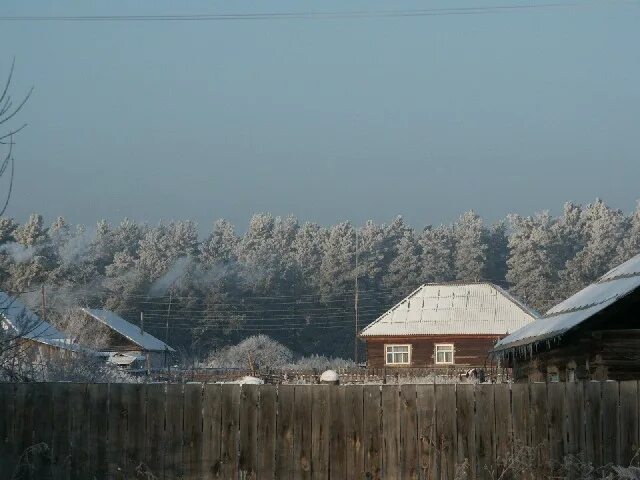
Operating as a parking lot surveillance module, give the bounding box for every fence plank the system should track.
[435,384,456,480]
[529,382,548,479]
[13,382,35,478]
[70,383,92,479]
[547,382,565,474]
[344,386,364,480]
[184,383,203,479]
[293,385,312,480]
[144,384,165,480]
[475,384,495,480]
[400,384,418,480]
[563,381,584,478]
[239,384,259,479]
[52,382,73,480]
[456,384,475,479]
[107,383,127,479]
[88,383,109,480]
[511,383,529,450]
[416,383,437,480]
[32,382,54,479]
[363,385,382,480]
[584,381,603,468]
[257,384,277,480]
[0,383,15,476]
[329,385,346,480]
[220,384,240,478]
[618,380,638,466]
[165,383,184,479]
[493,383,511,478]
[381,385,400,480]
[202,384,222,479]
[275,385,295,480]
[311,385,330,480]
[602,381,620,467]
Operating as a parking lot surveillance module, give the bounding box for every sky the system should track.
[1,0,639,232]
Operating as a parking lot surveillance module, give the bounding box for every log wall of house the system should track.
[365,335,503,368]
[510,329,640,382]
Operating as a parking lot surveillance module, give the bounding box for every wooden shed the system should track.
[492,253,640,382]
[360,282,538,369]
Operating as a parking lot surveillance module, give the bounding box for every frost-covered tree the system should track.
[291,222,326,292]
[419,225,455,283]
[357,220,387,291]
[453,210,488,282]
[382,227,421,300]
[204,334,294,369]
[13,214,47,247]
[485,221,509,285]
[617,201,640,263]
[319,221,355,299]
[200,219,239,265]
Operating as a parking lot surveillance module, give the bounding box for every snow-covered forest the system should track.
[1,198,638,360]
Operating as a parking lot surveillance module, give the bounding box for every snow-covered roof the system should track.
[493,253,640,352]
[0,290,80,352]
[81,308,175,352]
[359,283,538,337]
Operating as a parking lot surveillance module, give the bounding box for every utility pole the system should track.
[354,228,359,365]
[165,292,172,372]
[40,284,46,322]
[140,311,144,336]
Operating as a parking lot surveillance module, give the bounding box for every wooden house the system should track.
[360,283,538,369]
[79,308,175,369]
[0,291,83,363]
[492,254,640,382]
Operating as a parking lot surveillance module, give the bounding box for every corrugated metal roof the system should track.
[82,308,175,352]
[493,253,640,352]
[360,283,538,337]
[0,290,80,352]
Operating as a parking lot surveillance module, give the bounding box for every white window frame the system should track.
[385,344,411,366]
[434,343,455,365]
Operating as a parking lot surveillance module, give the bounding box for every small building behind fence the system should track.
[492,253,640,382]
[360,282,538,369]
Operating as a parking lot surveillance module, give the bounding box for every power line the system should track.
[0,3,595,22]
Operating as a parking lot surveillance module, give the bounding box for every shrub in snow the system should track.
[204,334,293,370]
[286,354,356,371]
[320,369,339,384]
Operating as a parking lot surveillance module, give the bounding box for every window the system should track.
[385,344,411,365]
[435,344,454,364]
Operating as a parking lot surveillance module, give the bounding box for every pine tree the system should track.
[453,210,488,282]
[382,227,421,300]
[419,225,455,282]
[319,221,355,300]
[485,221,509,285]
[200,219,239,265]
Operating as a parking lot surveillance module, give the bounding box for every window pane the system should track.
[387,353,393,363]
[401,353,409,363]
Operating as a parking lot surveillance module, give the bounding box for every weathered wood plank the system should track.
[344,386,364,480]
[456,384,475,479]
[275,385,295,480]
[363,385,382,480]
[0,384,15,476]
[165,383,184,479]
[70,383,92,479]
[493,383,511,478]
[88,383,109,480]
[144,384,165,480]
[183,383,203,479]
[32,382,54,479]
[293,385,312,480]
[416,383,437,480]
[510,382,529,450]
[107,383,127,479]
[257,384,277,480]
[311,385,330,480]
[584,381,603,468]
[400,384,418,480]
[547,382,565,474]
[381,385,400,480]
[618,380,638,466]
[602,381,620,467]
[563,381,584,479]
[328,386,346,480]
[529,382,548,479]
[475,384,495,480]
[52,382,73,480]
[239,384,259,479]
[202,384,222,479]
[435,384,456,480]
[13,382,35,478]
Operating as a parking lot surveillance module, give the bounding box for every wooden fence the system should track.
[0,381,638,479]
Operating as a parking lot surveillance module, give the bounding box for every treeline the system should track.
[0,198,638,359]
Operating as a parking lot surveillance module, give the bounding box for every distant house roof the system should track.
[81,308,175,352]
[0,290,80,352]
[493,253,640,353]
[359,283,538,337]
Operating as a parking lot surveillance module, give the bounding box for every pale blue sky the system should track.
[1,1,639,230]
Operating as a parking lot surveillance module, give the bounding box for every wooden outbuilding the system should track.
[360,283,538,369]
[492,253,640,382]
